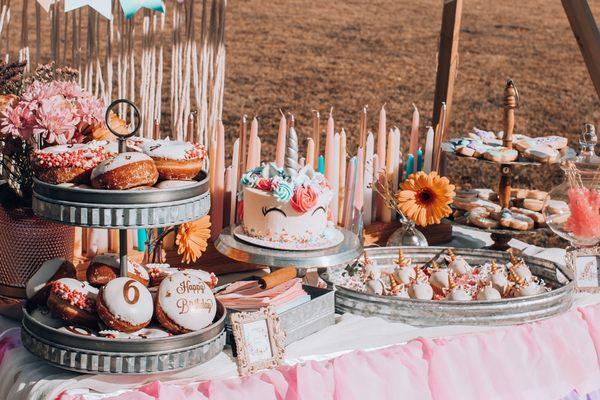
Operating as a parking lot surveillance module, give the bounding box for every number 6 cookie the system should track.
[97,277,154,333]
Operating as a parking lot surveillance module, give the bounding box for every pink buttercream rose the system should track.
[290,186,318,213]
[255,178,272,191]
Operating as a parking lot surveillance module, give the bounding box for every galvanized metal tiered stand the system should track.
[22,99,225,374]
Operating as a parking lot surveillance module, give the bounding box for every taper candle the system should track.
[230,139,239,226]
[408,104,419,158]
[224,166,232,228]
[343,157,357,228]
[275,110,286,168]
[211,120,225,240]
[324,109,335,184]
[391,127,401,192]
[405,154,414,178]
[306,138,315,168]
[338,129,347,225]
[246,117,260,170]
[312,110,320,169]
[331,132,340,222]
[363,132,374,225]
[317,155,325,174]
[382,128,394,223]
[423,126,434,173]
[375,105,387,221]
[417,147,423,171]
[238,115,248,178]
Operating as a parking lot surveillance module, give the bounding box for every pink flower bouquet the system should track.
[1,80,104,146]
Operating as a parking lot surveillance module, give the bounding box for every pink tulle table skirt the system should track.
[31,302,600,399]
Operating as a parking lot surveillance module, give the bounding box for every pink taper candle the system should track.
[306,138,315,168]
[375,105,387,221]
[408,104,420,159]
[324,108,335,184]
[338,129,347,225]
[381,128,395,223]
[246,117,260,170]
[223,166,232,228]
[230,139,240,226]
[211,120,225,240]
[275,110,286,168]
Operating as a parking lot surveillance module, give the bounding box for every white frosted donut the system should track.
[156,272,217,333]
[101,278,153,326]
[140,139,206,181]
[155,180,196,189]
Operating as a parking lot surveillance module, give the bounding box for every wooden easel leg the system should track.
[561,0,600,99]
[432,0,464,130]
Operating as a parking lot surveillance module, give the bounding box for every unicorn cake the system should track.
[237,127,340,249]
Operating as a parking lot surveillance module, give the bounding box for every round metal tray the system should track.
[32,173,210,229]
[321,246,573,326]
[215,226,362,270]
[21,300,227,374]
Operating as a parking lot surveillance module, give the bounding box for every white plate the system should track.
[232,225,344,251]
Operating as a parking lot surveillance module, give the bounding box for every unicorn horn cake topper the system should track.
[285,126,300,177]
[447,248,456,261]
[396,249,410,267]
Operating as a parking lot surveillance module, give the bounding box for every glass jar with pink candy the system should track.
[543,124,600,248]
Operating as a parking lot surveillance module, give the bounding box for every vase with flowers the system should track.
[373,170,456,246]
[0,62,110,311]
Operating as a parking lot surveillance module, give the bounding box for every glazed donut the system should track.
[91,152,159,190]
[33,144,109,184]
[140,139,206,180]
[47,278,98,328]
[155,272,217,334]
[96,277,154,333]
[86,254,149,287]
[26,258,77,306]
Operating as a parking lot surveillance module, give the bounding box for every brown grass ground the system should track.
[223,0,600,247]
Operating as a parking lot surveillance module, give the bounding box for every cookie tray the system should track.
[224,285,335,347]
[31,172,210,229]
[321,246,574,327]
[21,300,227,374]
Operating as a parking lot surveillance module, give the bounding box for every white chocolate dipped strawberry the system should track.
[446,248,471,276]
[392,249,415,285]
[444,273,472,301]
[428,260,450,291]
[408,268,434,300]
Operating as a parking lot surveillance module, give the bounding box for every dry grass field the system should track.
[223,0,600,194]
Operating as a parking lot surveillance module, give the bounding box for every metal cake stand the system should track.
[215,226,362,270]
[321,246,574,327]
[24,99,225,374]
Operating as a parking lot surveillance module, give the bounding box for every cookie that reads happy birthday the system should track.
[155,272,217,334]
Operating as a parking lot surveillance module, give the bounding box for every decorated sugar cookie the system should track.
[155,272,217,334]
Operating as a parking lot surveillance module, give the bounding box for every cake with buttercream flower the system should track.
[236,127,341,249]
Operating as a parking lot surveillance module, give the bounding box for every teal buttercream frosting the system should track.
[271,177,293,202]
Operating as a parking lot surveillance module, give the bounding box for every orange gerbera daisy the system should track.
[395,171,455,227]
[176,215,211,264]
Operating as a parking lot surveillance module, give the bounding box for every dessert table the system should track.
[1,227,598,400]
